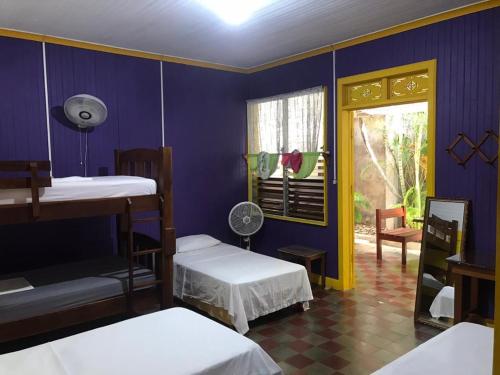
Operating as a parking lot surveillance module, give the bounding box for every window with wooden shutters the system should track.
[247,86,327,226]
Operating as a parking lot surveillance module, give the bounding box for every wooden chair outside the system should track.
[375,206,422,265]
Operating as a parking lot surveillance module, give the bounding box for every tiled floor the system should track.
[246,243,441,374]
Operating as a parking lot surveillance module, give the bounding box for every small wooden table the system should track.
[278,245,327,289]
[446,253,495,324]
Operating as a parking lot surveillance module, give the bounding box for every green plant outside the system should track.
[387,111,427,228]
[357,108,427,229]
[354,191,371,224]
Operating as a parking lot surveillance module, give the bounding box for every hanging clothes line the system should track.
[246,151,325,180]
[242,150,330,162]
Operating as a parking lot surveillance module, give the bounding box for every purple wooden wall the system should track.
[163,62,247,243]
[0,37,48,160]
[47,44,163,177]
[248,8,500,279]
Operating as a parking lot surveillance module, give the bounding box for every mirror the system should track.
[414,197,469,329]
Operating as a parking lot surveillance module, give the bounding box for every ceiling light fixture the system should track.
[197,0,272,25]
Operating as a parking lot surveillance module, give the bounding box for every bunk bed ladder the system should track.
[125,198,166,315]
[116,147,175,313]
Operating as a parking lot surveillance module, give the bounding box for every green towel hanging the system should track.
[293,152,321,179]
[257,152,279,179]
[268,153,279,176]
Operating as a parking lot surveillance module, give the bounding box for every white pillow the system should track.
[176,234,221,253]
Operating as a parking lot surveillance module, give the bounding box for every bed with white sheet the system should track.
[372,322,493,375]
[0,307,282,375]
[174,235,314,334]
[0,176,156,205]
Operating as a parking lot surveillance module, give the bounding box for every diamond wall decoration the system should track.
[446,130,499,167]
[476,130,499,165]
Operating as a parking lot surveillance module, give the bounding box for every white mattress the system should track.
[0,176,157,205]
[372,323,493,375]
[0,307,282,375]
[174,243,314,334]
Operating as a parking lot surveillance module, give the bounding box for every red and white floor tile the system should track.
[247,243,440,374]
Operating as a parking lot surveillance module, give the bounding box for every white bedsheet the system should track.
[0,176,156,205]
[429,286,454,319]
[372,322,493,375]
[0,307,282,375]
[174,243,314,334]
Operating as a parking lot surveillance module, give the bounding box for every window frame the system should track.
[247,86,328,227]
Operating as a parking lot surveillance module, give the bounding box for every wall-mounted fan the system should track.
[228,201,264,250]
[63,94,108,177]
[64,94,108,129]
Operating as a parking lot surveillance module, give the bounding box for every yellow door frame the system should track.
[336,59,437,290]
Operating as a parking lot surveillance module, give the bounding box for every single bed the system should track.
[0,175,157,205]
[174,235,314,334]
[0,256,155,324]
[372,322,493,375]
[0,307,282,375]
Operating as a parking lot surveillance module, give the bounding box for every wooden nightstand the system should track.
[446,254,495,325]
[278,245,327,289]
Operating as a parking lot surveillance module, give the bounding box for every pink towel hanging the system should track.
[281,150,303,173]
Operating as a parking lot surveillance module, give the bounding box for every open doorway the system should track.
[337,59,436,291]
[353,102,428,296]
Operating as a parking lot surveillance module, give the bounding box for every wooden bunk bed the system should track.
[0,147,175,343]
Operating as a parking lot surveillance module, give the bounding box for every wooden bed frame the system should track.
[0,147,175,343]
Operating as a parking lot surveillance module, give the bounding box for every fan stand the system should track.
[240,236,251,250]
